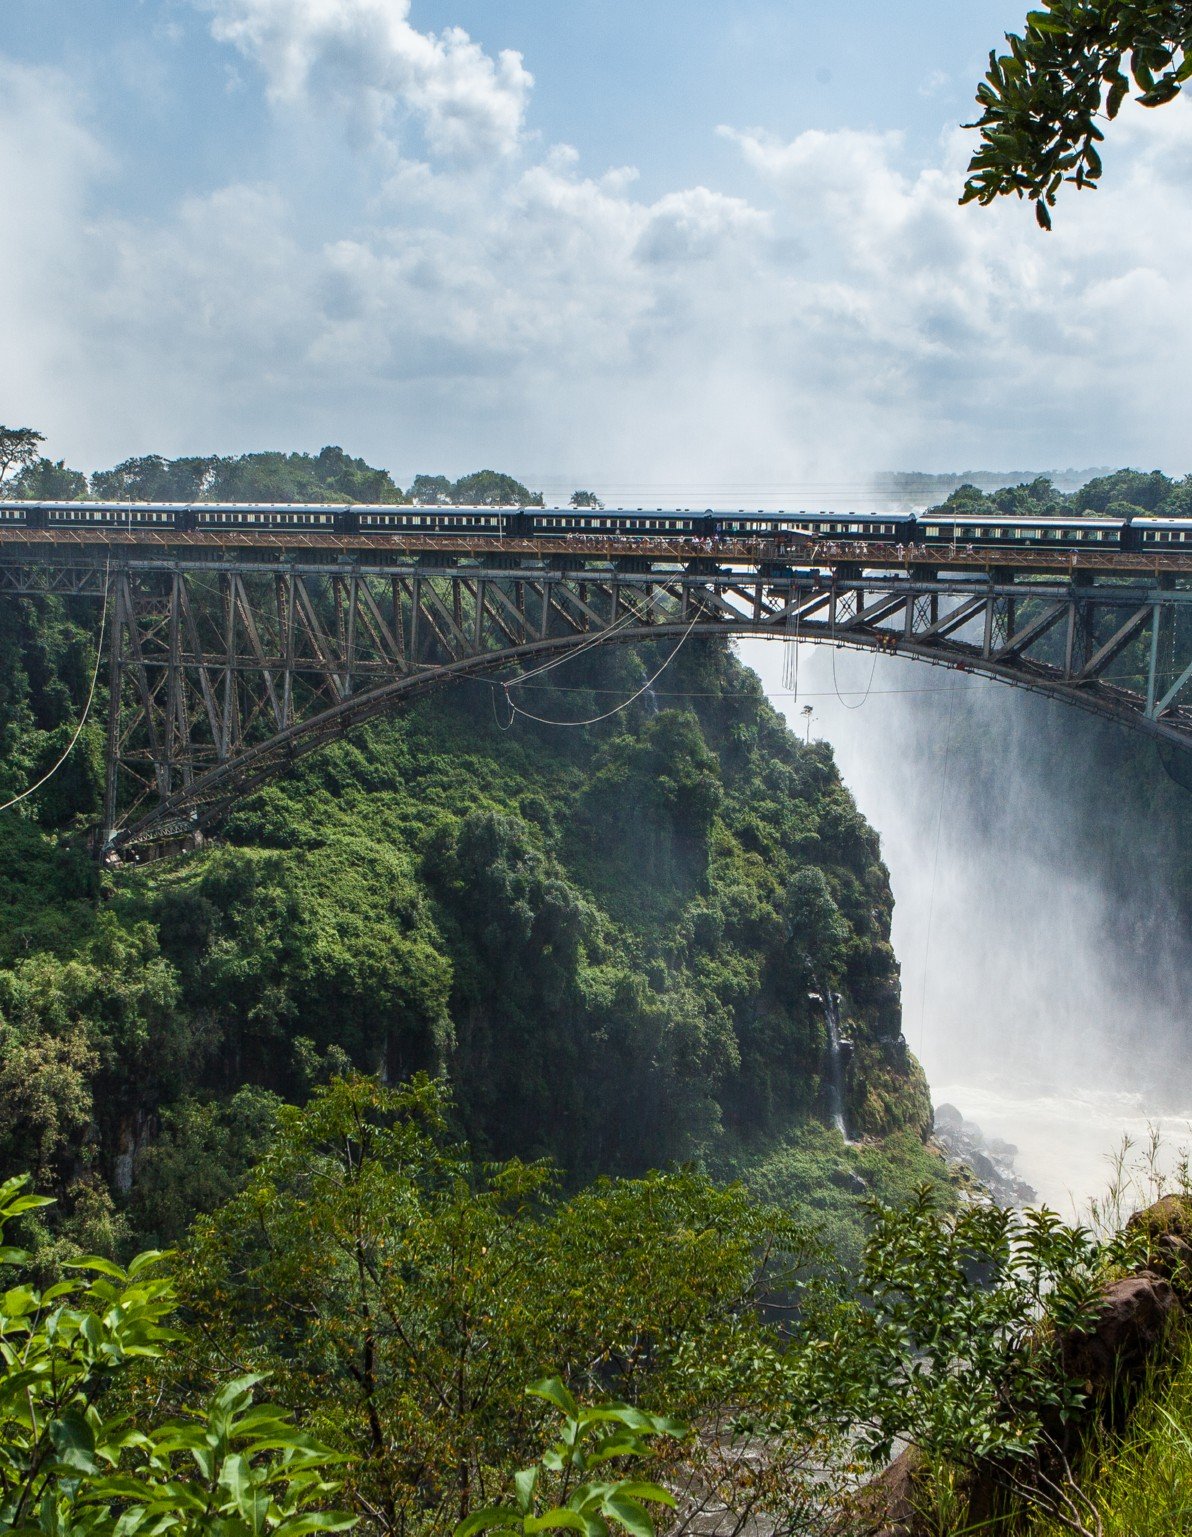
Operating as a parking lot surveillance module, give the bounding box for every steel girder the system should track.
[2,549,1192,853]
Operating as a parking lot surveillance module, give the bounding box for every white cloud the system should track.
[199,0,532,163]
[7,35,1192,491]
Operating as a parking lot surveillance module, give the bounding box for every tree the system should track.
[569,491,604,510]
[410,474,454,504]
[451,471,542,507]
[964,2,1192,225]
[181,1074,822,1537]
[0,1172,354,1537]
[0,427,45,487]
[12,458,88,500]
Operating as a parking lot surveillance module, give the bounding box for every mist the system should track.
[739,638,1192,1214]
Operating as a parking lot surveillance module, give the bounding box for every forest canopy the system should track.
[0,440,545,507]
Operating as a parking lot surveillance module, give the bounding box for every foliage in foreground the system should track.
[804,1192,1121,1472]
[0,1173,353,1537]
[175,1076,1137,1537]
[1029,1322,1192,1537]
[179,1073,824,1537]
[458,1378,682,1537]
[965,1,1192,225]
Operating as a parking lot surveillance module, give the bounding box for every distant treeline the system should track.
[8,444,545,507]
[875,468,1112,500]
[926,467,1192,521]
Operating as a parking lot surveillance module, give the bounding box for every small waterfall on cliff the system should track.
[813,987,850,1140]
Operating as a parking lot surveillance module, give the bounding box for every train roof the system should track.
[921,513,1129,528]
[0,501,914,518]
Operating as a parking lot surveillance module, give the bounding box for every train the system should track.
[2,501,1191,552]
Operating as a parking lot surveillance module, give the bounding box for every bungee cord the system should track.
[496,612,702,729]
[0,557,112,816]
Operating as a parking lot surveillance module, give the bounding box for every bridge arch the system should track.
[2,539,1189,852]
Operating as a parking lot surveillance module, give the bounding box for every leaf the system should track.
[610,1484,675,1509]
[601,1493,655,1537]
[454,1506,523,1537]
[526,1377,577,1417]
[1035,198,1052,230]
[50,1407,99,1474]
[525,1513,588,1534]
[271,1514,358,1536]
[220,1451,257,1519]
[515,1467,538,1515]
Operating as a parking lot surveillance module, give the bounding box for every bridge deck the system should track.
[3,527,1192,579]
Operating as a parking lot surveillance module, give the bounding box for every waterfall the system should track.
[814,986,851,1141]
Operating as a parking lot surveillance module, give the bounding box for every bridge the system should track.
[3,525,1192,855]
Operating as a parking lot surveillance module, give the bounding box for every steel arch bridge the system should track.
[3,528,1192,855]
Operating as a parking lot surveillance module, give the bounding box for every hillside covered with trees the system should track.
[0,539,935,1262]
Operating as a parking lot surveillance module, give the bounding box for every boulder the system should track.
[1059,1272,1180,1414]
[1126,1196,1192,1300]
[846,1447,927,1537]
[933,1102,963,1132]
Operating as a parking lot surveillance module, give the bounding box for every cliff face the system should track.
[0,595,933,1250]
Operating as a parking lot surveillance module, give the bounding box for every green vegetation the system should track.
[0,544,934,1258]
[928,465,1192,521]
[0,429,547,506]
[1030,1329,1192,1537]
[179,1074,824,1536]
[966,1,1192,226]
[0,1173,354,1537]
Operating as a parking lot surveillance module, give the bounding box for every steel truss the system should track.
[3,545,1192,853]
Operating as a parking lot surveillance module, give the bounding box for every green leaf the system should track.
[610,1484,675,1509]
[50,1407,99,1474]
[525,1513,588,1534]
[526,1377,578,1417]
[515,1467,538,1515]
[64,1255,128,1281]
[454,1506,523,1537]
[601,1493,654,1537]
[271,1514,358,1536]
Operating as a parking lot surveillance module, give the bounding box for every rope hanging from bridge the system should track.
[496,610,702,730]
[0,558,112,818]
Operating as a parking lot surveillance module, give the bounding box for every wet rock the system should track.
[930,1103,1037,1208]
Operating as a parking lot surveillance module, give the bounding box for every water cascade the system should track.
[813,987,851,1141]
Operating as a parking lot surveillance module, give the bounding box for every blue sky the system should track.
[4,1,1191,499]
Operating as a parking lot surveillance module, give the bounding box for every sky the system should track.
[6,0,1192,500]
